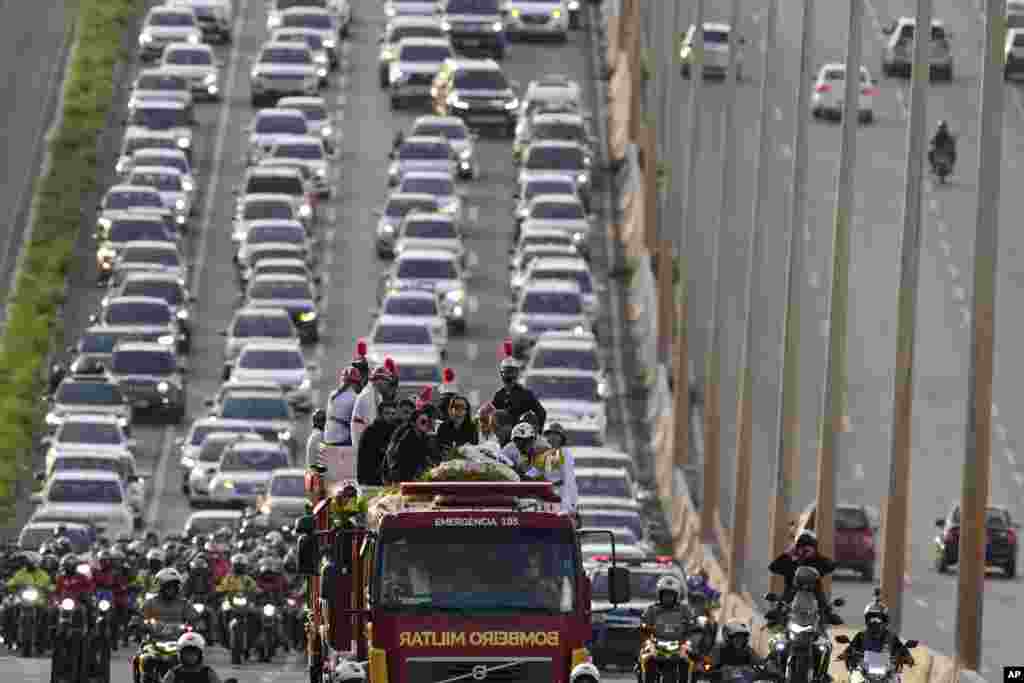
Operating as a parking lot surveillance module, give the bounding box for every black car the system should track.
[441,0,507,59]
[108,341,188,422]
[935,504,1019,577]
[433,59,518,135]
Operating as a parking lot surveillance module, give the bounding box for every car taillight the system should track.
[862,531,874,548]
[862,86,879,96]
[945,526,960,544]
[1007,529,1017,545]
[815,83,831,93]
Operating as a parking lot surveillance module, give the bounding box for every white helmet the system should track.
[177,631,206,654]
[155,567,183,587]
[511,422,536,440]
[656,575,683,605]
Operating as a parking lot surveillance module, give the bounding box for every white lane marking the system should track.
[467,250,479,269]
[144,427,176,528]
[819,320,830,337]
[1015,472,1024,487]
[939,239,951,257]
[1005,448,1016,466]
[948,264,960,281]
[468,295,479,314]
[854,463,865,480]
[468,205,480,224]
[808,271,819,288]
[327,207,337,224]
[952,286,965,302]
[936,620,948,632]
[914,598,928,608]
[466,341,479,361]
[936,220,947,233]
[995,423,1008,441]
[928,199,940,214]
[779,143,793,159]
[993,402,1000,418]
[774,106,783,122]
[960,307,970,328]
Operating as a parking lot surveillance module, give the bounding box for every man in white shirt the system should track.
[350,359,398,452]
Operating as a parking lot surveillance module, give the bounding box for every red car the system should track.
[934,504,1019,578]
[797,502,877,581]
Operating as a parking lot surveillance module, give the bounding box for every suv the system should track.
[881,17,953,81]
[935,504,1019,577]
[431,58,519,135]
[797,502,877,581]
[378,17,447,87]
[250,41,320,107]
[109,341,188,421]
[441,0,506,59]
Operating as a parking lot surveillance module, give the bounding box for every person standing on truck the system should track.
[356,400,398,485]
[540,422,579,516]
[492,343,546,431]
[382,409,440,483]
[351,360,399,452]
[324,367,362,447]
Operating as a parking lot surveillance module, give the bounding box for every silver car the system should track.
[246,108,311,163]
[117,148,194,187]
[187,432,266,503]
[208,440,292,507]
[110,241,188,287]
[97,185,175,237]
[504,0,569,40]
[387,135,458,186]
[508,279,589,357]
[277,96,336,151]
[393,211,464,263]
[226,340,315,411]
[232,193,302,244]
[277,8,340,59]
[272,28,332,81]
[379,17,447,87]
[108,341,188,421]
[518,140,592,208]
[206,390,298,456]
[128,69,194,113]
[517,255,601,318]
[175,418,258,489]
[264,135,333,198]
[167,0,233,43]
[115,130,182,176]
[366,314,442,367]
[374,289,449,353]
[260,468,308,524]
[220,306,300,377]
[250,42,320,107]
[374,192,440,256]
[108,271,196,336]
[389,37,454,106]
[383,248,468,331]
[125,166,195,228]
[139,6,202,61]
[93,296,185,351]
[45,375,132,434]
[410,115,478,179]
[880,17,953,81]
[236,220,312,276]
[94,214,177,283]
[396,171,463,224]
[160,42,222,100]
[519,192,591,253]
[679,22,745,79]
[125,100,195,160]
[512,173,577,224]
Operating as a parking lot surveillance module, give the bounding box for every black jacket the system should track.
[436,418,479,452]
[357,418,396,485]
[382,426,440,484]
[768,553,836,598]
[710,643,765,670]
[492,384,546,430]
[641,603,698,638]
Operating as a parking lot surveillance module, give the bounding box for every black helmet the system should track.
[312,408,326,431]
[937,120,948,132]
[864,589,889,633]
[231,553,249,576]
[542,422,567,445]
[53,537,72,557]
[795,530,818,548]
[793,565,821,589]
[60,555,79,576]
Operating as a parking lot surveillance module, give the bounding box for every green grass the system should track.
[0,0,141,522]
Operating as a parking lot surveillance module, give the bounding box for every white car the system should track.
[226,340,315,412]
[516,256,600,317]
[409,115,479,179]
[160,42,222,100]
[43,414,137,466]
[272,28,332,81]
[166,0,233,43]
[264,135,333,198]
[388,135,458,186]
[519,74,582,118]
[374,289,449,352]
[366,314,442,366]
[522,367,607,438]
[276,7,342,53]
[126,165,194,227]
[247,108,311,164]
[139,6,202,61]
[1007,27,1024,79]
[388,37,454,105]
[31,471,135,539]
[384,248,468,331]
[277,96,336,150]
[220,306,300,372]
[504,0,569,41]
[513,173,577,223]
[250,43,320,107]
[393,211,464,262]
[383,347,444,397]
[527,329,604,374]
[183,509,244,537]
[208,440,292,507]
[508,279,589,356]
[45,451,147,522]
[187,432,267,503]
[260,468,309,523]
[679,21,745,79]
[396,171,463,223]
[811,63,878,123]
[117,148,194,188]
[374,192,440,257]
[518,193,591,253]
[128,69,195,113]
[232,193,302,244]
[574,466,637,506]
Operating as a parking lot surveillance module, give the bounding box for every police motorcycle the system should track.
[221,592,256,665]
[10,583,48,657]
[833,634,918,683]
[637,611,711,682]
[763,576,845,683]
[132,621,195,683]
[254,596,283,662]
[51,594,94,683]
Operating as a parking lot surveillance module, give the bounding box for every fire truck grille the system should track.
[404,657,553,683]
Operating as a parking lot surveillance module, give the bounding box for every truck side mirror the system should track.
[608,565,631,604]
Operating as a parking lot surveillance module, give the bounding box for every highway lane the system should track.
[0,0,73,327]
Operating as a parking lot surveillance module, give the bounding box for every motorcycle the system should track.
[132,621,190,683]
[930,148,954,184]
[12,586,47,657]
[221,593,253,665]
[636,619,711,683]
[764,591,845,683]
[834,635,919,683]
[189,596,216,645]
[713,664,781,683]
[50,597,89,683]
[128,592,158,644]
[255,600,281,662]
[284,594,305,651]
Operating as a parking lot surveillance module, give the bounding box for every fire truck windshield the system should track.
[377,526,577,613]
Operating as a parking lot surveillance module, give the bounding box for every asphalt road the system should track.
[667,0,1024,673]
[0,0,73,327]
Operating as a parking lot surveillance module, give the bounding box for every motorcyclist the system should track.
[93,548,132,644]
[500,422,541,471]
[254,556,290,652]
[767,531,842,625]
[160,632,223,683]
[54,554,95,630]
[4,551,54,648]
[133,549,165,595]
[928,120,956,170]
[142,567,191,623]
[708,621,773,674]
[491,343,546,431]
[638,576,700,683]
[837,595,915,671]
[215,554,258,648]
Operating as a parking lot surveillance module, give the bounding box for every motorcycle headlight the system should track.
[298,311,317,322]
[98,599,111,612]
[139,33,153,44]
[222,599,232,611]
[157,381,170,394]
[98,217,112,230]
[175,199,187,211]
[233,596,248,607]
[21,588,39,603]
[193,603,205,613]
[287,598,297,607]
[177,137,191,149]
[279,429,293,442]
[696,616,708,626]
[203,73,217,85]
[572,230,585,243]
[299,204,312,217]
[774,640,787,652]
[505,97,520,110]
[61,598,76,612]
[263,604,277,617]
[321,126,333,138]
[317,67,328,78]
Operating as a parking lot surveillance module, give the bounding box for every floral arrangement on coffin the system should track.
[420,445,521,482]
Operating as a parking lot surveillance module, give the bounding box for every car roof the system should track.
[389,15,445,25]
[106,295,171,307]
[529,257,589,271]
[387,192,439,203]
[529,193,583,204]
[113,341,174,353]
[250,273,309,283]
[131,165,186,178]
[531,111,585,124]
[413,115,467,128]
[526,139,583,151]
[400,170,456,181]
[130,99,188,111]
[522,280,581,294]
[246,165,305,178]
[533,334,597,348]
[281,5,330,13]
[376,314,434,327]
[130,147,188,158]
[164,41,214,52]
[453,58,502,71]
[254,107,307,119]
[570,446,630,460]
[50,470,121,482]
[269,134,325,146]
[234,305,292,318]
[397,248,458,261]
[396,36,452,47]
[149,5,195,15]
[403,135,450,146]
[271,467,308,479]
[238,339,303,352]
[120,240,179,251]
[385,288,437,300]
[403,211,455,224]
[60,413,122,424]
[277,95,327,106]
[241,192,297,203]
[108,184,163,195]
[575,467,629,478]
[188,510,244,520]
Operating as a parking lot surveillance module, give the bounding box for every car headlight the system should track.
[774,640,787,652]
[445,289,465,303]
[182,179,194,192]
[552,9,562,17]
[448,96,469,109]
[321,126,333,137]
[510,8,521,17]
[157,335,175,346]
[299,204,312,217]
[139,33,153,45]
[279,429,293,441]
[21,588,39,603]
[440,201,457,214]
[459,149,472,160]
[175,198,187,211]
[514,321,529,334]
[221,480,235,489]
[315,53,328,64]
[118,416,129,427]
[45,413,62,426]
[263,604,277,617]
[572,325,586,335]
[577,172,588,184]
[505,97,520,110]
[378,222,395,235]
[317,67,328,78]
[298,311,317,322]
[187,33,201,44]
[441,20,451,30]
[316,167,327,178]
[268,15,281,27]
[157,381,170,394]
[251,69,262,81]
[323,38,336,48]
[193,603,205,613]
[98,599,111,612]
[492,20,503,31]
[177,308,189,320]
[177,137,191,149]
[299,378,311,391]
[181,456,196,468]
[61,599,76,612]
[568,0,579,8]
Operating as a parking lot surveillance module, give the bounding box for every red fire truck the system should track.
[298,473,632,683]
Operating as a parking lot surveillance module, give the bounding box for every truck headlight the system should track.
[177,137,191,149]
[157,381,170,394]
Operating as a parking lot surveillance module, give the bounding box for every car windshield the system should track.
[199,437,240,463]
[445,0,501,13]
[106,190,164,210]
[393,25,445,41]
[221,447,288,471]
[378,526,576,611]
[112,350,176,375]
[282,13,332,28]
[271,475,305,496]
[399,44,451,61]
[399,142,449,160]
[57,422,122,445]
[397,258,457,280]
[53,458,126,478]
[453,70,507,90]
[246,177,304,197]
[531,346,598,371]
[835,507,870,530]
[165,48,212,65]
[591,570,667,600]
[188,424,254,446]
[385,198,437,217]
[130,107,189,129]
[404,219,456,239]
[250,281,313,300]
[373,324,431,345]
[244,200,295,220]
[383,296,437,316]
[80,333,119,354]
[531,201,584,220]
[532,122,585,143]
[134,155,187,174]
[239,348,304,369]
[251,247,302,263]
[899,24,947,41]
[255,262,307,278]
[522,291,582,315]
[220,396,290,420]
[137,74,188,91]
[274,143,323,160]
[254,115,308,135]
[581,513,643,540]
[124,137,179,154]
[400,176,454,196]
[121,246,180,267]
[48,480,123,504]
[398,364,442,383]
[564,429,602,446]
[525,375,598,401]
[131,171,182,191]
[234,314,294,337]
[121,280,183,305]
[525,180,574,199]
[249,224,305,244]
[108,219,170,244]
[414,123,466,140]
[532,269,592,293]
[55,381,125,406]
[151,11,195,25]
[577,475,630,499]
[261,47,313,64]
[105,301,171,325]
[703,29,729,43]
[526,146,584,170]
